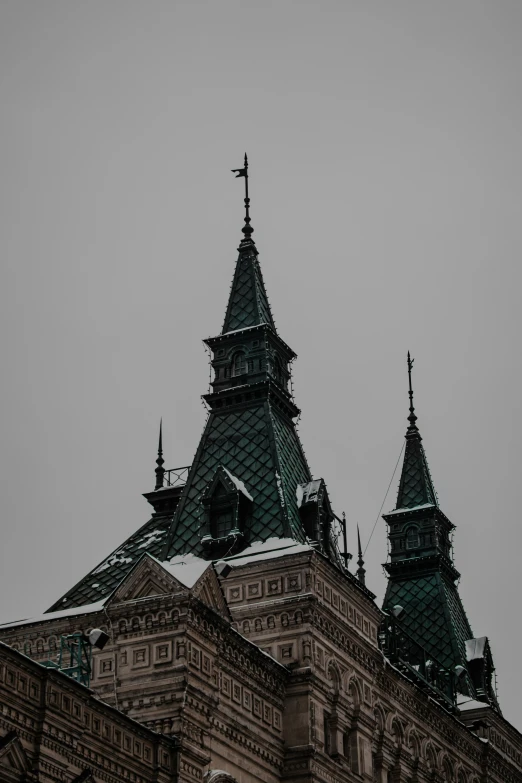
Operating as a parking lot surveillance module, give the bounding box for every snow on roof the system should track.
[225,537,313,567]
[219,323,270,337]
[160,553,210,588]
[0,599,108,630]
[465,637,487,661]
[222,467,253,501]
[296,480,322,508]
[137,528,167,550]
[386,503,436,516]
[93,549,134,574]
[457,693,491,711]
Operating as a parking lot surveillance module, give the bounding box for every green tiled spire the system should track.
[382,355,497,707]
[222,242,275,334]
[395,352,437,510]
[163,230,313,560]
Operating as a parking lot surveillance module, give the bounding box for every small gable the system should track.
[199,466,253,558]
[105,553,226,617]
[107,554,189,606]
[296,479,343,566]
[0,731,30,775]
[192,566,231,620]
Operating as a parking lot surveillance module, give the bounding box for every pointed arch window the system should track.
[232,352,248,377]
[406,526,419,549]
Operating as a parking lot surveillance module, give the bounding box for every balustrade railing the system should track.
[163,466,190,488]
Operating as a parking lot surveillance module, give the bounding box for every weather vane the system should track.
[406,351,418,434]
[231,153,253,240]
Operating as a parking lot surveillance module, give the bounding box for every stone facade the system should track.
[0,639,178,783]
[2,174,522,783]
[1,546,522,783]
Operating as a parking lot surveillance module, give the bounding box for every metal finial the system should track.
[155,418,165,490]
[231,153,253,241]
[356,524,366,586]
[406,351,419,437]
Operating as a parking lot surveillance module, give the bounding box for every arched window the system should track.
[406,526,419,549]
[232,352,247,377]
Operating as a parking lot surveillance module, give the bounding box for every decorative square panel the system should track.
[247,581,263,599]
[227,585,243,603]
[266,577,282,595]
[286,573,301,592]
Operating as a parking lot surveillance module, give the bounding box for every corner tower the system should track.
[382,355,497,705]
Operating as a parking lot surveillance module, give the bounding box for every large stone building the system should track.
[1,162,521,782]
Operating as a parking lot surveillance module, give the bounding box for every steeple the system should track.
[222,156,276,334]
[395,352,437,510]
[162,157,340,564]
[382,356,498,707]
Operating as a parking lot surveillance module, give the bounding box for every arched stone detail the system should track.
[347,676,362,705]
[204,771,238,783]
[406,727,420,758]
[373,703,387,734]
[456,767,469,783]
[425,742,438,770]
[326,659,342,695]
[442,754,454,781]
[390,716,404,747]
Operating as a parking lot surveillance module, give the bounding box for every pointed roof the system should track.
[395,352,437,510]
[222,155,275,334]
[221,240,276,334]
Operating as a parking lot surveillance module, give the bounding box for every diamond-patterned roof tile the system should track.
[222,244,275,334]
[396,437,437,510]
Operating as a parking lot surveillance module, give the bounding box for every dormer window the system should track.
[406,526,420,549]
[232,351,247,377]
[200,466,252,557]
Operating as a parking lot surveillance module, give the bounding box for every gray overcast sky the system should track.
[1,0,521,727]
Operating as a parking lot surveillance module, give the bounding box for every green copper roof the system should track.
[395,437,437,509]
[383,569,473,669]
[383,356,478,688]
[163,399,311,559]
[47,512,172,611]
[222,241,275,333]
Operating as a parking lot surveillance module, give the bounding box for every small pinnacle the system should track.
[356,524,366,586]
[406,351,419,439]
[155,418,165,490]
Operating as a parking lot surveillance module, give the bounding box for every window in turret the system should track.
[406,526,419,549]
[232,351,247,376]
